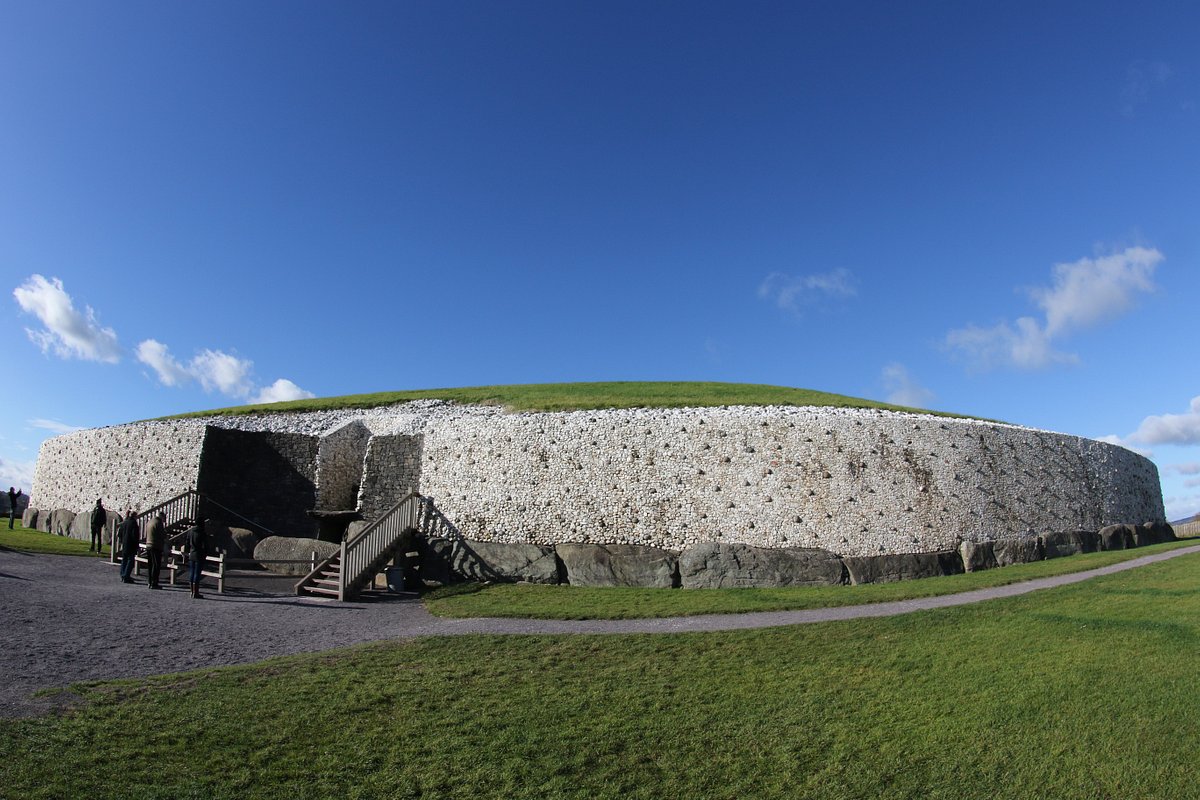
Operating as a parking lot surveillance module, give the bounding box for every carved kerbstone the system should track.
[556,543,679,588]
[678,542,845,588]
[842,551,963,585]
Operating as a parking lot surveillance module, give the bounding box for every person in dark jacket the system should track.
[185,519,209,599]
[144,512,166,590]
[90,499,107,554]
[7,487,19,529]
[117,510,141,583]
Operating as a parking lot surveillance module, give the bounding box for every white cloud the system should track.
[881,363,935,408]
[13,275,121,363]
[29,418,85,436]
[0,455,35,491]
[1033,247,1160,337]
[136,339,192,387]
[1128,395,1200,446]
[253,379,316,405]
[758,268,857,315]
[944,247,1160,371]
[137,338,313,404]
[1185,478,1200,489]
[1167,462,1200,476]
[188,349,255,398]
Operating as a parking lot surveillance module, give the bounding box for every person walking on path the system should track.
[144,512,166,590]
[89,499,107,554]
[117,511,141,583]
[7,487,20,529]
[185,519,209,599]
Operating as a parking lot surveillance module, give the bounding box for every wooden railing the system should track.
[296,491,426,600]
[110,490,203,565]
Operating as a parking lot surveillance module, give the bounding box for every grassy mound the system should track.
[168,381,963,419]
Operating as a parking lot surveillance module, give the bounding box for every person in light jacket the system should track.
[144,512,166,590]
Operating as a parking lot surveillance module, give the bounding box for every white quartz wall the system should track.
[29,404,1164,558]
[418,407,1165,557]
[31,421,207,513]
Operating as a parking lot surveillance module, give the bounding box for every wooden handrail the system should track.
[295,491,426,599]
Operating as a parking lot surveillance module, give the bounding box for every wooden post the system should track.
[338,539,347,602]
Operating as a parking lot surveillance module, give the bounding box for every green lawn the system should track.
[2,552,1198,799]
[0,521,100,556]
[423,539,1200,619]
[164,380,972,419]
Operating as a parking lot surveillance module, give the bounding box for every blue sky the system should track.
[3,1,1198,519]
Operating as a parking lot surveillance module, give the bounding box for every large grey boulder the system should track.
[1099,524,1136,551]
[206,522,263,562]
[1041,530,1100,559]
[960,540,998,572]
[49,509,76,537]
[678,542,845,588]
[253,536,339,575]
[556,543,679,588]
[448,540,562,584]
[1134,521,1176,546]
[69,511,93,541]
[36,509,53,534]
[993,536,1043,566]
[21,507,37,529]
[842,551,963,585]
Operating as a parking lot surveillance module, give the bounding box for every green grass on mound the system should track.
[0,523,101,557]
[2,552,1198,799]
[423,539,1200,619]
[166,381,967,419]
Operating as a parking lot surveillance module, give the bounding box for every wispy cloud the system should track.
[881,363,935,408]
[1167,462,1200,476]
[13,275,121,363]
[136,339,313,403]
[29,418,85,436]
[944,247,1161,371]
[0,455,35,491]
[758,268,857,316]
[1121,60,1173,117]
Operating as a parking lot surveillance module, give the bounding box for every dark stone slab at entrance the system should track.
[556,543,679,588]
[843,550,963,585]
[678,542,845,588]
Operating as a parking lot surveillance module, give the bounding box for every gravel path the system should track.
[4,543,1198,718]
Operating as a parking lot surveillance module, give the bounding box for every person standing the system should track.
[185,519,209,599]
[7,487,19,529]
[117,510,141,583]
[90,499,107,554]
[144,512,166,590]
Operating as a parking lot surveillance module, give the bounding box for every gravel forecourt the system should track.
[3,543,1198,718]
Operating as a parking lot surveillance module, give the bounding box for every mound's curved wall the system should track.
[416,408,1163,557]
[30,406,1165,557]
